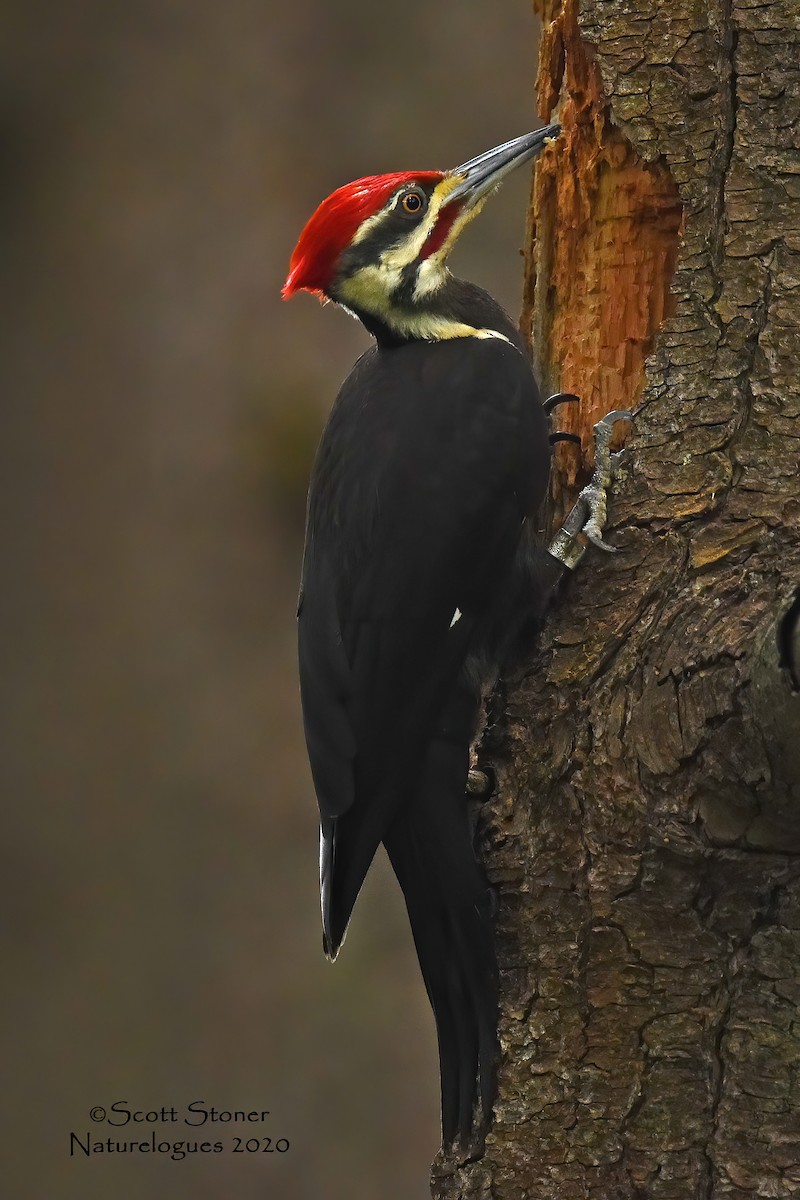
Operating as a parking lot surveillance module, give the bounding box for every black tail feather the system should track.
[383,730,498,1147]
[321,798,389,959]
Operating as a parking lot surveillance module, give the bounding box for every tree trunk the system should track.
[434,1,800,1197]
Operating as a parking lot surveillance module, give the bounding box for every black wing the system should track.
[298,335,550,955]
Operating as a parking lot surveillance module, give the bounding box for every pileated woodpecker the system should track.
[284,126,591,1147]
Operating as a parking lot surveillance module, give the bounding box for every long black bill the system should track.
[445,124,561,207]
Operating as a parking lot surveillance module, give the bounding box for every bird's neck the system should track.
[336,276,525,352]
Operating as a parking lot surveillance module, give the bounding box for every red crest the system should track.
[283,171,444,300]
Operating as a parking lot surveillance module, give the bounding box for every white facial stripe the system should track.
[413,257,448,298]
[347,188,433,254]
[405,319,511,343]
[338,267,511,343]
[349,202,401,249]
[349,176,463,273]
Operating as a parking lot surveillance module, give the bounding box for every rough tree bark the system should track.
[434,1,800,1197]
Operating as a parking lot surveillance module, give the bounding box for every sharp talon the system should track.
[586,532,618,553]
[594,409,633,431]
[543,392,580,415]
[549,431,582,447]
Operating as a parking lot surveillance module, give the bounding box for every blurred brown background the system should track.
[0,3,539,1197]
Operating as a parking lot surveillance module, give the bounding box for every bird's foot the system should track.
[466,767,496,800]
[465,767,496,846]
[548,409,632,571]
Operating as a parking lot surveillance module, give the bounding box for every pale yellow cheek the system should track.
[337,266,399,319]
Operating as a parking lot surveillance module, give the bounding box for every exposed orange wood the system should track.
[524,0,683,522]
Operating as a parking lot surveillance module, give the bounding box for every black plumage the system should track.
[298,283,552,1144]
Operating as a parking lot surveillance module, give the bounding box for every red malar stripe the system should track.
[418,201,464,261]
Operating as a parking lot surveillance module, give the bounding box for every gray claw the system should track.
[586,531,618,553]
[543,391,581,415]
[595,409,633,428]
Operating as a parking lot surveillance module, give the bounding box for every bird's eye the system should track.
[399,189,426,217]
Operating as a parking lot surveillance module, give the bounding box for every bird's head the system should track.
[283,126,560,341]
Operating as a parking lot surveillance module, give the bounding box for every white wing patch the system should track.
[450,607,462,628]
